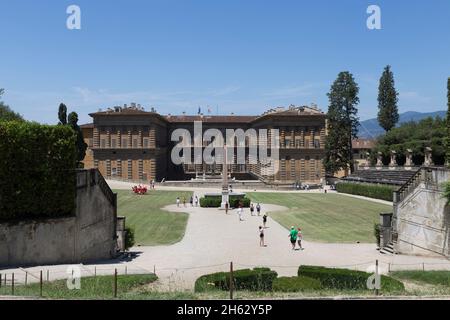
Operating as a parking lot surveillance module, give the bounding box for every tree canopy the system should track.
[373,116,446,165]
[324,71,360,174]
[0,89,23,122]
[377,65,399,132]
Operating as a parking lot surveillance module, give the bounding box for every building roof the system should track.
[352,139,375,149]
[165,115,257,123]
[80,123,94,129]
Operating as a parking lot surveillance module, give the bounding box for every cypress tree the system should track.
[58,103,67,125]
[377,65,399,132]
[324,71,360,175]
[68,112,88,167]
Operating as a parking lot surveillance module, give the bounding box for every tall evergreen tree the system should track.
[0,89,23,121]
[323,71,360,174]
[58,103,67,125]
[446,78,450,167]
[68,112,88,167]
[377,65,399,132]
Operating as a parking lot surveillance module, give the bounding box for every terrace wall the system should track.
[0,169,117,267]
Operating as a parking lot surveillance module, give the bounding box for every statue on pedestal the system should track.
[424,147,433,166]
[376,152,383,170]
[405,149,413,170]
[389,150,397,168]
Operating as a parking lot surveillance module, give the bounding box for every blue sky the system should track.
[1,0,449,124]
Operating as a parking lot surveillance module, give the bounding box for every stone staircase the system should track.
[380,242,395,255]
[343,168,419,186]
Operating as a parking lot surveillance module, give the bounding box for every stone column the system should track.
[291,129,295,148]
[424,147,433,166]
[106,129,111,148]
[117,130,122,148]
[93,127,100,148]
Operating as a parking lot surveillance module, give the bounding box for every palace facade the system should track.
[81,103,327,185]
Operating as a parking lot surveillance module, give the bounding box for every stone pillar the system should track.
[405,149,413,170]
[376,152,383,170]
[310,128,315,148]
[300,128,305,148]
[93,127,100,148]
[117,130,122,148]
[424,147,433,166]
[389,150,397,169]
[291,129,295,148]
[106,129,111,148]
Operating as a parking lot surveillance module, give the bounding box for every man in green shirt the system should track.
[289,226,298,250]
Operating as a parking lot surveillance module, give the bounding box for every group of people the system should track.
[289,226,304,250]
[176,195,199,207]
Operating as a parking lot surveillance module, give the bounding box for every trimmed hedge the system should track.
[298,266,405,292]
[200,196,251,208]
[0,121,77,221]
[195,268,278,292]
[336,182,395,201]
[273,276,323,292]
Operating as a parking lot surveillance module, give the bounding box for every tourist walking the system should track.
[225,202,229,214]
[256,203,261,216]
[289,226,298,250]
[190,196,194,207]
[238,204,244,221]
[259,226,265,247]
[297,228,304,250]
[176,197,180,207]
[250,203,255,216]
[263,213,268,228]
[194,196,199,207]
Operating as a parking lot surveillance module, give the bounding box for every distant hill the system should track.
[358,110,446,138]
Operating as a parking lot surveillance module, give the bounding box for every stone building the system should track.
[81,103,327,185]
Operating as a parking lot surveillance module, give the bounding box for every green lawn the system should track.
[391,271,450,286]
[0,274,158,299]
[247,193,392,243]
[115,190,193,246]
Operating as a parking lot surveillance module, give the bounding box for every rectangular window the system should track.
[122,139,128,148]
[111,139,117,148]
[112,168,117,176]
[133,139,138,148]
[101,139,106,148]
[314,139,321,148]
[143,139,149,148]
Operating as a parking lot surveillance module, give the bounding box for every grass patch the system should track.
[247,193,391,243]
[273,276,322,292]
[0,274,158,299]
[390,270,450,287]
[115,190,192,246]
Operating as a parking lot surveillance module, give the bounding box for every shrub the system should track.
[273,276,322,292]
[124,226,136,251]
[200,196,251,208]
[195,268,278,292]
[336,182,395,201]
[0,121,77,221]
[374,223,381,247]
[298,265,404,292]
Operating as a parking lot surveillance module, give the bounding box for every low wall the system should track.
[394,167,450,257]
[0,169,117,267]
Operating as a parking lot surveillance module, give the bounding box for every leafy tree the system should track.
[446,78,450,167]
[373,117,446,166]
[324,71,360,174]
[68,111,88,167]
[0,89,23,122]
[377,65,399,132]
[58,103,68,125]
